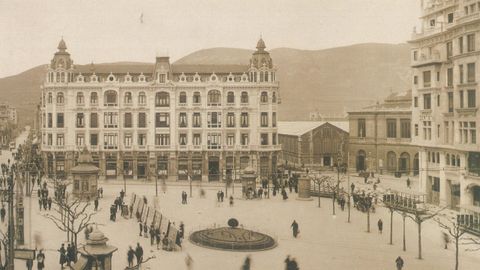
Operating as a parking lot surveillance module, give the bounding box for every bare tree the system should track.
[404,206,446,259]
[435,216,466,270]
[43,195,96,248]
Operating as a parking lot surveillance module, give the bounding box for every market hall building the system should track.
[40,38,280,182]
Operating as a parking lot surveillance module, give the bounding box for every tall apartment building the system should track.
[0,103,17,147]
[410,0,480,210]
[348,91,419,176]
[40,38,280,181]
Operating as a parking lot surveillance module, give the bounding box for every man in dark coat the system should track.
[127,246,135,267]
[395,256,404,270]
[149,224,155,245]
[66,243,74,266]
[94,198,99,211]
[291,220,299,238]
[135,243,143,265]
[139,222,143,236]
[58,243,67,268]
[47,197,52,210]
[0,205,5,222]
[378,219,383,234]
[36,250,45,270]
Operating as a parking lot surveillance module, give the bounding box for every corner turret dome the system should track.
[256,38,266,51]
[57,38,67,52]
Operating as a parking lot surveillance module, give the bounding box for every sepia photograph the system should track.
[0,0,480,269]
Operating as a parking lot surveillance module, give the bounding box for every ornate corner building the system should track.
[410,0,480,210]
[40,38,280,182]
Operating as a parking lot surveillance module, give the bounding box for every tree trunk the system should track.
[367,208,370,233]
[417,221,422,259]
[389,209,393,245]
[455,236,459,270]
[402,215,406,251]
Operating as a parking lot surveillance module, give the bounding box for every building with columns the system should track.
[40,38,280,182]
[410,0,480,210]
[347,91,419,176]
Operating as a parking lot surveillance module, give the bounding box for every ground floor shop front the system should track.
[42,150,279,182]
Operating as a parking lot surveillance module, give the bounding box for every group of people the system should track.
[127,243,144,268]
[216,190,225,202]
[110,189,127,221]
[37,186,53,211]
[58,242,77,269]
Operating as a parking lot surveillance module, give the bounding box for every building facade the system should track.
[410,0,480,210]
[0,103,17,147]
[278,121,349,169]
[40,38,280,181]
[348,91,419,176]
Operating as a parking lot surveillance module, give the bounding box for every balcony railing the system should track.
[412,53,444,68]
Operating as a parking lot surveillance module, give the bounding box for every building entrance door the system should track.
[208,157,220,181]
[323,156,331,166]
[356,150,366,171]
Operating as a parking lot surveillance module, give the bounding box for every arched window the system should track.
[456,155,461,167]
[260,71,264,82]
[76,92,84,104]
[446,154,450,165]
[56,92,64,104]
[104,90,118,106]
[260,91,268,103]
[48,92,53,104]
[452,154,456,166]
[272,92,277,103]
[179,92,187,104]
[155,92,170,107]
[193,92,201,104]
[436,152,440,164]
[138,92,146,105]
[241,91,249,103]
[56,72,60,83]
[227,91,235,104]
[90,92,98,104]
[124,92,132,104]
[207,90,221,106]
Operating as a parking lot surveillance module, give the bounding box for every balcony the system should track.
[456,107,478,116]
[411,27,444,41]
[456,12,480,25]
[411,53,444,68]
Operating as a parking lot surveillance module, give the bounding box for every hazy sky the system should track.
[0,0,420,78]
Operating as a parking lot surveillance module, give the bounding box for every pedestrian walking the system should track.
[139,222,143,236]
[377,219,383,234]
[26,259,33,270]
[442,231,450,249]
[48,197,52,210]
[406,178,411,189]
[155,229,161,250]
[66,243,73,267]
[143,222,148,238]
[149,224,155,245]
[220,191,224,202]
[229,196,234,207]
[135,243,143,265]
[395,256,404,270]
[36,250,45,270]
[127,246,135,267]
[94,197,99,211]
[58,243,67,268]
[242,255,251,270]
[38,198,42,211]
[291,220,299,238]
[0,205,5,222]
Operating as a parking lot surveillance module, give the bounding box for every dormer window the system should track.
[193,73,201,82]
[159,73,166,83]
[125,74,132,82]
[107,74,116,82]
[91,74,98,82]
[77,74,84,82]
[139,74,146,82]
[227,73,235,82]
[179,73,186,82]
[209,74,218,82]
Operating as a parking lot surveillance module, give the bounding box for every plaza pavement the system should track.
[11,180,480,270]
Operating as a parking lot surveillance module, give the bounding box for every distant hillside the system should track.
[0,43,411,126]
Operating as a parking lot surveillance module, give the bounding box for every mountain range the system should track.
[0,43,411,127]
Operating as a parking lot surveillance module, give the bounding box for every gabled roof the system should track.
[278,121,349,136]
